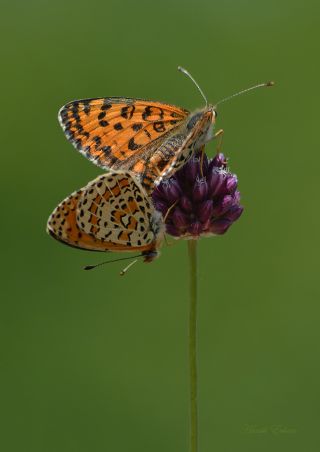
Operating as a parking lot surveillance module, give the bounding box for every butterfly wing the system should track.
[47,171,164,254]
[47,188,104,252]
[59,97,189,174]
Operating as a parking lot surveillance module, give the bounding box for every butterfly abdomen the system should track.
[138,134,189,190]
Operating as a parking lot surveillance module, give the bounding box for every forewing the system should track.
[59,97,189,171]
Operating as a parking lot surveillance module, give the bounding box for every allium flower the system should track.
[152,151,243,239]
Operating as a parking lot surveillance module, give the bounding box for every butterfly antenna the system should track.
[178,66,208,106]
[83,254,144,271]
[215,81,274,106]
[120,259,138,276]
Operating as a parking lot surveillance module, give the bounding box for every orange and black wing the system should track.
[47,172,164,254]
[58,97,189,173]
[47,187,107,252]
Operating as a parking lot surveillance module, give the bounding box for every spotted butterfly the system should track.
[47,171,164,262]
[58,68,218,192]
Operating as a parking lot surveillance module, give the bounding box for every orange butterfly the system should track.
[58,68,220,192]
[47,171,165,264]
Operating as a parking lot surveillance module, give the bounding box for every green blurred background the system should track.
[1,0,319,451]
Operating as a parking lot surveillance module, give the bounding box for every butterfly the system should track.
[58,68,218,192]
[47,171,165,263]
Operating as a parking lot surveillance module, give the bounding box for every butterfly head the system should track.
[142,249,159,263]
[205,104,218,124]
[185,105,217,148]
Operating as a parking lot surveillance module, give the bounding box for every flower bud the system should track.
[172,208,189,230]
[184,156,200,183]
[233,191,241,204]
[208,170,225,197]
[225,174,238,193]
[197,200,214,223]
[192,177,208,202]
[226,205,243,222]
[154,179,181,203]
[188,221,203,236]
[212,195,234,217]
[180,196,193,213]
[165,224,180,237]
[209,152,227,169]
[210,219,232,235]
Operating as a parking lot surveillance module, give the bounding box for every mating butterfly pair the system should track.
[47,68,273,264]
[47,69,219,263]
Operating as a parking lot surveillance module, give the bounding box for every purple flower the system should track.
[152,151,243,238]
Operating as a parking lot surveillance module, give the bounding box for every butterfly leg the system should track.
[213,129,224,153]
[162,200,179,244]
[164,200,178,222]
[198,145,206,178]
[204,128,224,145]
[199,129,224,176]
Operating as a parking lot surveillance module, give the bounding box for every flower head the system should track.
[152,151,243,239]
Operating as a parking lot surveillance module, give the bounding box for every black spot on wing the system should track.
[114,122,123,130]
[142,106,164,120]
[128,137,141,151]
[142,106,151,120]
[121,105,135,119]
[74,123,83,132]
[132,123,143,131]
[153,121,166,133]
[107,155,119,165]
[82,101,91,115]
[93,136,101,148]
[71,102,80,121]
[101,100,112,111]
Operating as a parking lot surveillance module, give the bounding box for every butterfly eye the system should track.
[187,112,202,130]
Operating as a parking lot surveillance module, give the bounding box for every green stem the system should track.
[188,239,198,452]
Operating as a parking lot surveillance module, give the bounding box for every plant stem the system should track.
[188,239,198,452]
